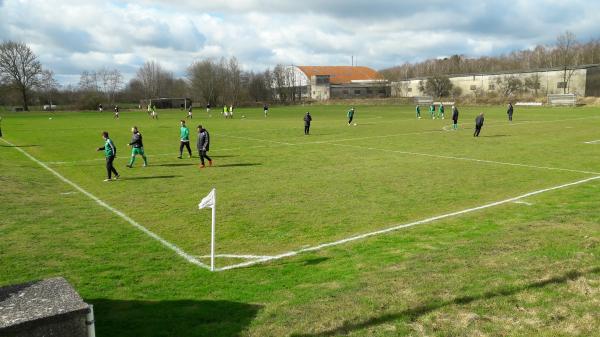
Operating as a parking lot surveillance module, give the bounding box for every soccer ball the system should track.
[49,117,53,120]
[353,123,357,126]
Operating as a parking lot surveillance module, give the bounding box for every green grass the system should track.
[1,105,599,336]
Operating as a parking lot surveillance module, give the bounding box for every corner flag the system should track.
[199,188,217,271]
[199,189,215,209]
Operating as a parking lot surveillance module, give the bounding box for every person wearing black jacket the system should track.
[197,125,212,168]
[507,102,514,121]
[127,126,148,167]
[451,105,459,130]
[304,112,312,135]
[474,112,485,137]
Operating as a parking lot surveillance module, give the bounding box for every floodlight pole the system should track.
[210,188,216,271]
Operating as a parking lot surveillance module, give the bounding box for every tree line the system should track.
[381,32,592,81]
[0,40,306,111]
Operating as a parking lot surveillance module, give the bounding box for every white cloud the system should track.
[0,0,599,85]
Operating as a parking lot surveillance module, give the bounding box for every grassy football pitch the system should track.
[1,104,599,336]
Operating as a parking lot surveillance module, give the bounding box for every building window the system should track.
[470,85,477,90]
[557,82,567,88]
[354,89,361,94]
[488,84,495,90]
[315,75,330,85]
[343,90,349,94]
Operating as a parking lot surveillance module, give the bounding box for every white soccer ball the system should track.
[49,117,53,120]
[353,123,357,126]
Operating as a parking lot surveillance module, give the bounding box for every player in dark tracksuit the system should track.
[197,125,212,168]
[451,105,459,130]
[304,112,312,135]
[127,126,147,167]
[474,113,485,137]
[97,131,119,181]
[507,102,514,122]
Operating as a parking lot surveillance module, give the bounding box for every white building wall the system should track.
[392,68,588,98]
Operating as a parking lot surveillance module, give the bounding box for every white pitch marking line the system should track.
[331,143,600,176]
[584,140,600,144]
[513,200,533,206]
[60,191,77,195]
[217,175,600,271]
[215,133,295,146]
[1,138,210,270]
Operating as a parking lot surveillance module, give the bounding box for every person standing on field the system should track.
[222,105,227,117]
[178,120,192,158]
[229,104,234,119]
[429,103,436,119]
[98,103,103,112]
[451,105,459,130]
[97,131,119,181]
[474,112,485,137]
[127,126,148,168]
[415,104,421,119]
[264,103,269,117]
[304,112,312,135]
[507,102,514,122]
[197,125,212,168]
[347,107,355,125]
[439,103,445,119]
[206,103,211,115]
[187,104,193,119]
[113,105,119,119]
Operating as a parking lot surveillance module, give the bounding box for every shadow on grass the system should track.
[481,134,510,138]
[122,175,180,180]
[153,163,197,167]
[90,299,262,337]
[291,267,600,337]
[217,163,261,168]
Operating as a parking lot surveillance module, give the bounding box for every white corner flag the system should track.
[199,188,215,209]
[199,188,217,271]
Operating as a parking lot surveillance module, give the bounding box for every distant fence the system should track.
[548,94,576,107]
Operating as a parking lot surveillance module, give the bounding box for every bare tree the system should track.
[524,73,541,96]
[495,76,523,97]
[419,75,453,98]
[38,69,60,107]
[556,31,578,94]
[135,60,174,99]
[0,41,43,111]
[79,70,99,92]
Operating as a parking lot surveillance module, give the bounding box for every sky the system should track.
[1,0,598,85]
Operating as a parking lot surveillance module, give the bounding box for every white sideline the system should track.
[2,138,210,270]
[331,143,600,176]
[197,254,275,259]
[217,175,600,271]
[584,140,600,144]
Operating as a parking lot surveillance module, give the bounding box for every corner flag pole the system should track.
[210,188,216,271]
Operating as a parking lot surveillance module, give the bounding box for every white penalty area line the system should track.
[1,138,210,270]
[584,140,600,144]
[217,175,600,271]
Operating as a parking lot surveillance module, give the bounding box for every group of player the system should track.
[96,120,212,181]
[415,102,515,136]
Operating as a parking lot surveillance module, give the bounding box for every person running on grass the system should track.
[439,103,445,119]
[507,102,514,122]
[151,105,158,119]
[474,112,485,137]
[347,107,355,125]
[222,105,227,117]
[197,124,212,168]
[304,112,312,135]
[429,103,436,119]
[98,103,103,113]
[178,120,192,158]
[113,105,119,119]
[97,131,119,181]
[415,104,421,119]
[126,126,148,168]
[206,102,211,116]
[229,104,234,119]
[451,105,459,130]
[264,103,269,117]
